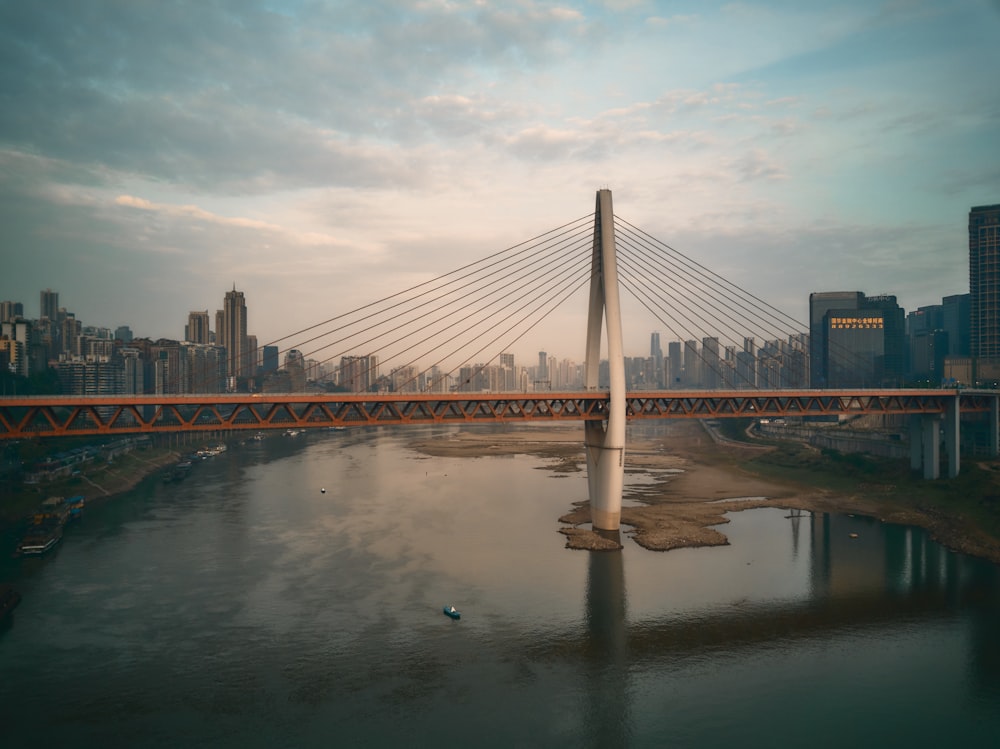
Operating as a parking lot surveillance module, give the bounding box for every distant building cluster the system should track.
[2,285,271,396]
[2,203,999,395]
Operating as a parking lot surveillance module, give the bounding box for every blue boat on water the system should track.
[443,605,461,620]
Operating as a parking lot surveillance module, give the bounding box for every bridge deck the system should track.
[0,389,991,440]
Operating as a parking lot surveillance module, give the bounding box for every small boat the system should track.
[64,495,85,520]
[16,527,63,556]
[443,605,461,620]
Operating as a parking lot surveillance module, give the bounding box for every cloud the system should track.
[1,0,998,357]
[114,195,283,232]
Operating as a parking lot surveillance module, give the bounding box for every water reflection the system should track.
[584,530,629,748]
[2,427,999,747]
[572,508,1000,742]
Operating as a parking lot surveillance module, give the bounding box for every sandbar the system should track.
[410,421,1000,563]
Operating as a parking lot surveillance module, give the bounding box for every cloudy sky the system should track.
[2,0,998,365]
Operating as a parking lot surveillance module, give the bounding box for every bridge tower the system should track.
[584,189,627,531]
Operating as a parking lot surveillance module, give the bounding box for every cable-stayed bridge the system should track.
[3,190,998,530]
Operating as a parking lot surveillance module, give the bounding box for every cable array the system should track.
[174,207,888,395]
[614,217,810,389]
[615,217,889,390]
[254,214,596,392]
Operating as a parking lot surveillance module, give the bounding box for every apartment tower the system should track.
[221,286,248,381]
[970,204,1000,359]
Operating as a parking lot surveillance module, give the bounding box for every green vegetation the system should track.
[0,367,62,396]
[740,439,1000,541]
[714,417,756,443]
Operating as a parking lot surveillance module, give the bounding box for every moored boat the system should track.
[64,495,86,520]
[16,526,63,556]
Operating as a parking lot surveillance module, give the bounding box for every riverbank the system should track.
[0,447,182,531]
[410,422,1000,564]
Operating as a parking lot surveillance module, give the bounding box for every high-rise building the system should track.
[810,291,905,387]
[215,310,224,346]
[702,337,721,389]
[120,348,144,394]
[499,353,516,391]
[220,286,248,382]
[285,349,306,391]
[683,339,699,387]
[186,311,211,344]
[0,320,31,377]
[0,300,23,322]
[262,345,279,373]
[970,204,1000,359]
[809,292,861,387]
[942,293,971,357]
[667,340,682,388]
[650,332,663,387]
[339,354,378,392]
[40,289,58,321]
[247,335,258,374]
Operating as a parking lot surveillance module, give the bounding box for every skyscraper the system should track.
[667,340,682,388]
[0,300,23,322]
[969,204,1000,359]
[262,345,279,373]
[809,291,861,387]
[339,354,377,392]
[221,286,248,381]
[285,349,306,391]
[650,332,663,387]
[40,289,58,321]
[186,311,211,344]
[942,293,971,357]
[809,291,905,387]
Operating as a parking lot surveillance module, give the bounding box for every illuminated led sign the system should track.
[829,316,884,330]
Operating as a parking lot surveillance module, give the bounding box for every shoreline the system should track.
[1,447,182,532]
[410,422,1000,565]
[8,424,1000,566]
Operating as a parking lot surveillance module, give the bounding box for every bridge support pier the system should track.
[917,415,941,480]
[584,189,626,531]
[909,395,961,480]
[910,415,939,479]
[944,394,960,479]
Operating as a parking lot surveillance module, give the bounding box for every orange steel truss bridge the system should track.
[0,389,993,440]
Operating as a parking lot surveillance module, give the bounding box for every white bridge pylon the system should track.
[584,189,627,531]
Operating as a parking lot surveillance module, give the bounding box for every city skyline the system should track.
[0,283,945,365]
[1,1,997,358]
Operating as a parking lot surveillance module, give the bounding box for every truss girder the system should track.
[623,392,957,419]
[0,389,989,440]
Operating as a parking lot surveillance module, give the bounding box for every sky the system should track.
[1,0,999,366]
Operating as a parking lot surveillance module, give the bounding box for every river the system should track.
[1,424,998,748]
